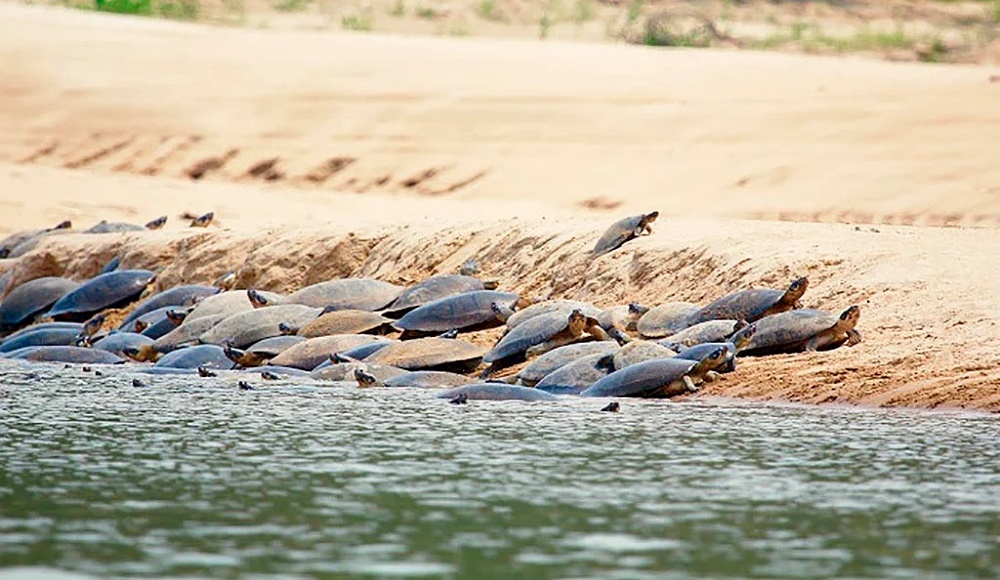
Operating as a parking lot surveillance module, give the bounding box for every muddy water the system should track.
[1,362,997,578]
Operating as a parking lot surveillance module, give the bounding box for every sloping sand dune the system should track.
[0,5,998,411]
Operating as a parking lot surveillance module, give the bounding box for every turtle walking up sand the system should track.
[739,306,861,356]
[592,211,659,256]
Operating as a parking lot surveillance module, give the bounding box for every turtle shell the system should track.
[486,311,570,363]
[84,220,146,234]
[119,284,220,329]
[663,319,742,347]
[310,362,407,382]
[286,279,403,311]
[636,302,700,338]
[99,256,121,275]
[245,365,313,378]
[366,337,485,372]
[675,342,737,372]
[535,353,615,395]
[6,228,75,259]
[91,332,155,358]
[297,310,392,338]
[199,304,322,348]
[383,274,489,317]
[0,326,82,353]
[0,277,80,327]
[593,214,646,255]
[393,290,519,333]
[12,346,125,365]
[120,306,175,333]
[154,344,234,370]
[152,314,225,354]
[382,371,475,389]
[245,335,307,359]
[740,309,839,355]
[46,270,155,321]
[186,290,283,322]
[269,334,384,370]
[505,300,601,329]
[436,383,558,402]
[518,341,620,386]
[581,358,698,398]
[612,340,677,370]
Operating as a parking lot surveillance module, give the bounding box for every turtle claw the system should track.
[683,375,699,393]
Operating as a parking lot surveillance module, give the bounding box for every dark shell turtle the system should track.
[689,277,809,325]
[611,340,677,370]
[1,321,83,345]
[189,212,214,228]
[291,310,393,338]
[534,352,616,395]
[0,220,72,258]
[0,326,83,353]
[383,274,498,317]
[739,306,861,356]
[99,256,121,274]
[365,337,486,373]
[339,339,395,361]
[517,341,620,387]
[310,361,407,382]
[581,346,727,399]
[84,220,147,234]
[393,290,520,336]
[592,211,659,256]
[284,279,404,312]
[269,334,384,370]
[675,323,757,374]
[9,345,125,365]
[91,332,155,358]
[436,384,558,402]
[199,304,322,348]
[370,370,476,389]
[663,319,746,348]
[0,277,81,327]
[120,306,174,333]
[485,309,610,367]
[45,270,156,321]
[148,344,235,370]
[119,284,220,330]
[186,290,283,322]
[636,302,701,338]
[496,299,601,329]
[226,335,307,367]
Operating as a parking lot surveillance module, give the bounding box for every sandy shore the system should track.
[1,5,998,412]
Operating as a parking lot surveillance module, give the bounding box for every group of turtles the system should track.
[0,212,862,404]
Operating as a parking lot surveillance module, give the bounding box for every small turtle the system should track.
[365,337,486,373]
[143,344,234,370]
[290,309,394,338]
[611,340,678,370]
[580,346,727,399]
[663,319,747,348]
[494,299,601,329]
[283,279,404,312]
[436,384,558,402]
[600,401,620,412]
[45,270,156,322]
[310,361,407,383]
[636,302,701,338]
[675,322,757,374]
[596,303,649,333]
[8,345,126,365]
[483,309,610,374]
[186,290,283,322]
[689,277,809,325]
[189,212,214,228]
[383,274,499,317]
[260,371,281,381]
[534,352,616,395]
[268,334,385,370]
[0,277,81,328]
[198,366,217,378]
[517,341,620,387]
[198,304,322,348]
[739,306,861,357]
[449,393,469,405]
[145,216,168,230]
[393,290,521,337]
[225,335,306,367]
[119,284,220,330]
[592,211,659,256]
[0,219,72,258]
[238,381,254,391]
[0,326,85,353]
[90,333,154,358]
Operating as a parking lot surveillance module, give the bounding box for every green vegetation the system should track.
[389,0,405,17]
[92,0,199,20]
[415,5,437,19]
[272,0,310,13]
[573,0,595,24]
[476,0,504,22]
[341,12,373,31]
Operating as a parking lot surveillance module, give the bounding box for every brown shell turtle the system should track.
[596,303,649,333]
[592,211,659,256]
[268,334,384,370]
[354,369,475,389]
[494,299,602,329]
[365,337,486,373]
[199,304,322,348]
[739,306,861,357]
[287,309,393,338]
[636,302,701,338]
[611,340,677,370]
[689,277,808,325]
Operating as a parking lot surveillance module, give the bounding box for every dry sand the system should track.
[1,5,998,412]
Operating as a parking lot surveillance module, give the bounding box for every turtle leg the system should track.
[846,329,862,347]
[703,370,722,383]
[585,324,610,341]
[683,375,699,393]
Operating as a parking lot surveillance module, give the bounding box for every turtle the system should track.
[139,313,227,360]
[738,306,862,357]
[365,337,486,373]
[0,271,11,299]
[611,340,678,370]
[145,216,168,230]
[246,365,313,378]
[636,302,701,338]
[592,211,659,256]
[517,341,620,387]
[580,346,727,399]
[393,290,521,337]
[7,345,126,365]
[119,284,220,330]
[84,217,164,234]
[288,309,394,338]
[198,304,323,348]
[142,344,234,370]
[1,321,83,343]
[494,299,602,329]
[0,219,72,259]
[662,319,748,348]
[99,256,121,275]
[225,335,306,367]
[675,322,757,374]
[120,306,175,333]
[600,401,620,412]
[359,370,476,389]
[0,326,84,353]
[0,277,81,328]
[339,339,395,361]
[436,384,558,402]
[90,332,155,358]
[186,290,283,322]
[282,279,404,312]
[44,270,156,322]
[483,309,610,375]
[189,212,214,228]
[268,334,385,370]
[596,303,649,333]
[534,352,617,395]
[382,274,500,318]
[310,361,407,383]
[688,277,809,325]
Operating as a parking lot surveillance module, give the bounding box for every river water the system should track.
[1,362,998,579]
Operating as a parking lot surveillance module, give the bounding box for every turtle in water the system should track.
[739,306,861,357]
[436,383,558,402]
[268,334,385,370]
[7,345,126,365]
[0,325,87,354]
[383,274,500,318]
[139,344,235,370]
[393,290,521,338]
[287,309,394,338]
[674,323,757,375]
[310,360,407,383]
[356,369,476,389]
[483,309,610,376]
[45,270,156,322]
[580,346,727,399]
[636,302,701,338]
[0,219,72,259]
[365,337,486,373]
[224,335,306,367]
[517,341,620,387]
[90,332,155,359]
[189,212,214,228]
[662,319,748,349]
[689,277,809,325]
[592,211,659,256]
[534,352,617,395]
[0,277,81,329]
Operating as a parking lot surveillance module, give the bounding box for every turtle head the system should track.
[731,323,757,351]
[190,212,214,228]
[784,277,809,305]
[123,345,158,362]
[52,219,73,231]
[627,303,650,319]
[330,352,360,364]
[197,366,217,378]
[278,322,298,336]
[481,280,500,290]
[133,319,149,333]
[839,305,861,328]
[165,309,188,326]
[73,334,92,348]
[608,326,632,345]
[247,289,270,308]
[223,342,247,365]
[642,211,660,226]
[354,368,378,388]
[81,313,105,337]
[145,215,168,230]
[567,309,588,335]
[214,271,237,291]
[693,346,728,377]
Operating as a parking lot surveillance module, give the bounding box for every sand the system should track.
[1,5,998,412]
